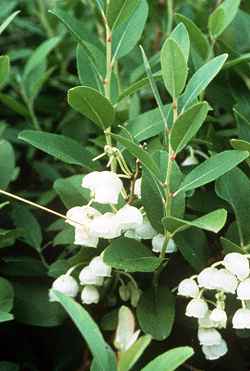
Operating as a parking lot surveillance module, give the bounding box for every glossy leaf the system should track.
[118,335,152,371]
[68,86,115,129]
[107,0,140,30]
[103,237,161,272]
[170,23,190,62]
[209,0,241,39]
[0,10,20,35]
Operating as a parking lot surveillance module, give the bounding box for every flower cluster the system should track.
[50,254,111,305]
[178,252,250,360]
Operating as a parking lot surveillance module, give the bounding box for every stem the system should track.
[166,0,174,35]
[19,83,41,130]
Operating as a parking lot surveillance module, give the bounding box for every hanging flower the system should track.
[79,266,104,286]
[197,267,218,290]
[124,218,157,240]
[82,171,123,204]
[114,306,140,352]
[51,274,79,298]
[210,308,227,328]
[81,285,100,305]
[237,278,250,300]
[185,298,208,318]
[213,269,238,294]
[198,327,222,346]
[177,278,199,298]
[116,204,143,231]
[202,339,228,360]
[223,252,250,281]
[232,308,250,329]
[152,234,177,254]
[90,212,122,239]
[88,255,112,278]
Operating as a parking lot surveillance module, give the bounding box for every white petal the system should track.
[79,266,104,286]
[209,308,227,328]
[214,269,238,294]
[237,278,250,300]
[202,339,228,360]
[134,178,142,199]
[177,279,199,298]
[181,155,199,167]
[223,252,250,280]
[133,219,157,239]
[199,311,216,329]
[152,234,164,253]
[198,267,218,290]
[66,206,101,228]
[185,298,208,318]
[198,327,222,346]
[89,256,112,277]
[74,227,99,248]
[232,308,250,329]
[116,205,143,231]
[81,285,100,304]
[90,212,121,239]
[52,275,79,298]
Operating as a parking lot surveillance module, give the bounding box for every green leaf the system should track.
[68,86,115,129]
[180,54,228,112]
[0,10,20,35]
[112,0,148,60]
[11,205,42,252]
[231,139,250,156]
[161,38,188,98]
[0,55,9,86]
[18,130,99,171]
[209,0,241,39]
[0,311,14,323]
[163,209,227,235]
[220,237,243,254]
[51,290,116,371]
[170,23,190,62]
[216,167,250,245]
[118,335,152,371]
[103,237,161,272]
[170,102,209,154]
[23,37,61,78]
[224,53,250,70]
[174,150,249,196]
[112,134,161,180]
[54,175,89,209]
[0,93,29,117]
[0,277,14,313]
[141,346,194,371]
[0,139,15,189]
[137,286,175,340]
[107,0,140,30]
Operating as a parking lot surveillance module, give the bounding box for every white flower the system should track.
[134,178,142,199]
[198,327,222,346]
[82,171,123,204]
[89,256,112,277]
[81,285,100,305]
[223,252,250,281]
[114,306,140,352]
[198,267,218,290]
[116,205,143,231]
[232,308,250,329]
[199,311,216,329]
[202,339,228,360]
[210,308,227,328]
[90,212,121,239]
[185,298,208,318]
[237,278,250,300]
[124,218,157,240]
[66,206,101,247]
[51,274,79,298]
[79,266,104,286]
[214,269,238,294]
[152,234,177,254]
[177,279,199,298]
[181,154,199,167]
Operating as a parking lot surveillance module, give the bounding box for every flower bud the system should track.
[81,285,100,305]
[198,327,222,346]
[51,274,79,298]
[232,308,250,329]
[114,306,140,352]
[185,298,208,318]
[223,252,250,280]
[116,205,143,231]
[79,266,104,286]
[202,339,228,360]
[89,256,112,277]
[152,234,177,254]
[210,308,227,328]
[119,284,130,302]
[237,278,250,300]
[177,278,199,298]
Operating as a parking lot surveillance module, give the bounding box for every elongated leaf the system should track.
[163,209,227,235]
[68,86,115,129]
[224,53,250,70]
[209,0,241,39]
[118,335,152,371]
[112,134,161,179]
[103,237,161,272]
[0,55,9,86]
[0,140,15,189]
[216,167,250,245]
[170,23,190,62]
[174,150,248,195]
[161,38,188,98]
[18,130,99,171]
[137,286,175,340]
[180,54,228,112]
[0,93,29,117]
[107,0,140,30]
[0,277,14,313]
[112,0,148,60]
[54,175,89,208]
[170,102,209,154]
[0,10,20,35]
[0,311,14,323]
[141,347,194,371]
[23,37,61,78]
[52,290,115,371]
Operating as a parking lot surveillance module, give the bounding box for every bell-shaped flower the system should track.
[237,278,250,300]
[82,171,123,204]
[114,306,140,352]
[198,267,218,290]
[214,269,238,294]
[199,310,216,329]
[185,298,208,319]
[134,178,142,199]
[51,274,79,298]
[198,327,222,346]
[79,266,104,286]
[202,339,228,360]
[232,308,250,329]
[88,255,112,277]
[116,205,143,231]
[181,154,199,167]
[125,218,157,240]
[152,234,177,254]
[177,278,199,298]
[81,285,100,305]
[210,308,227,328]
[90,212,122,239]
[223,252,250,281]
[74,226,99,248]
